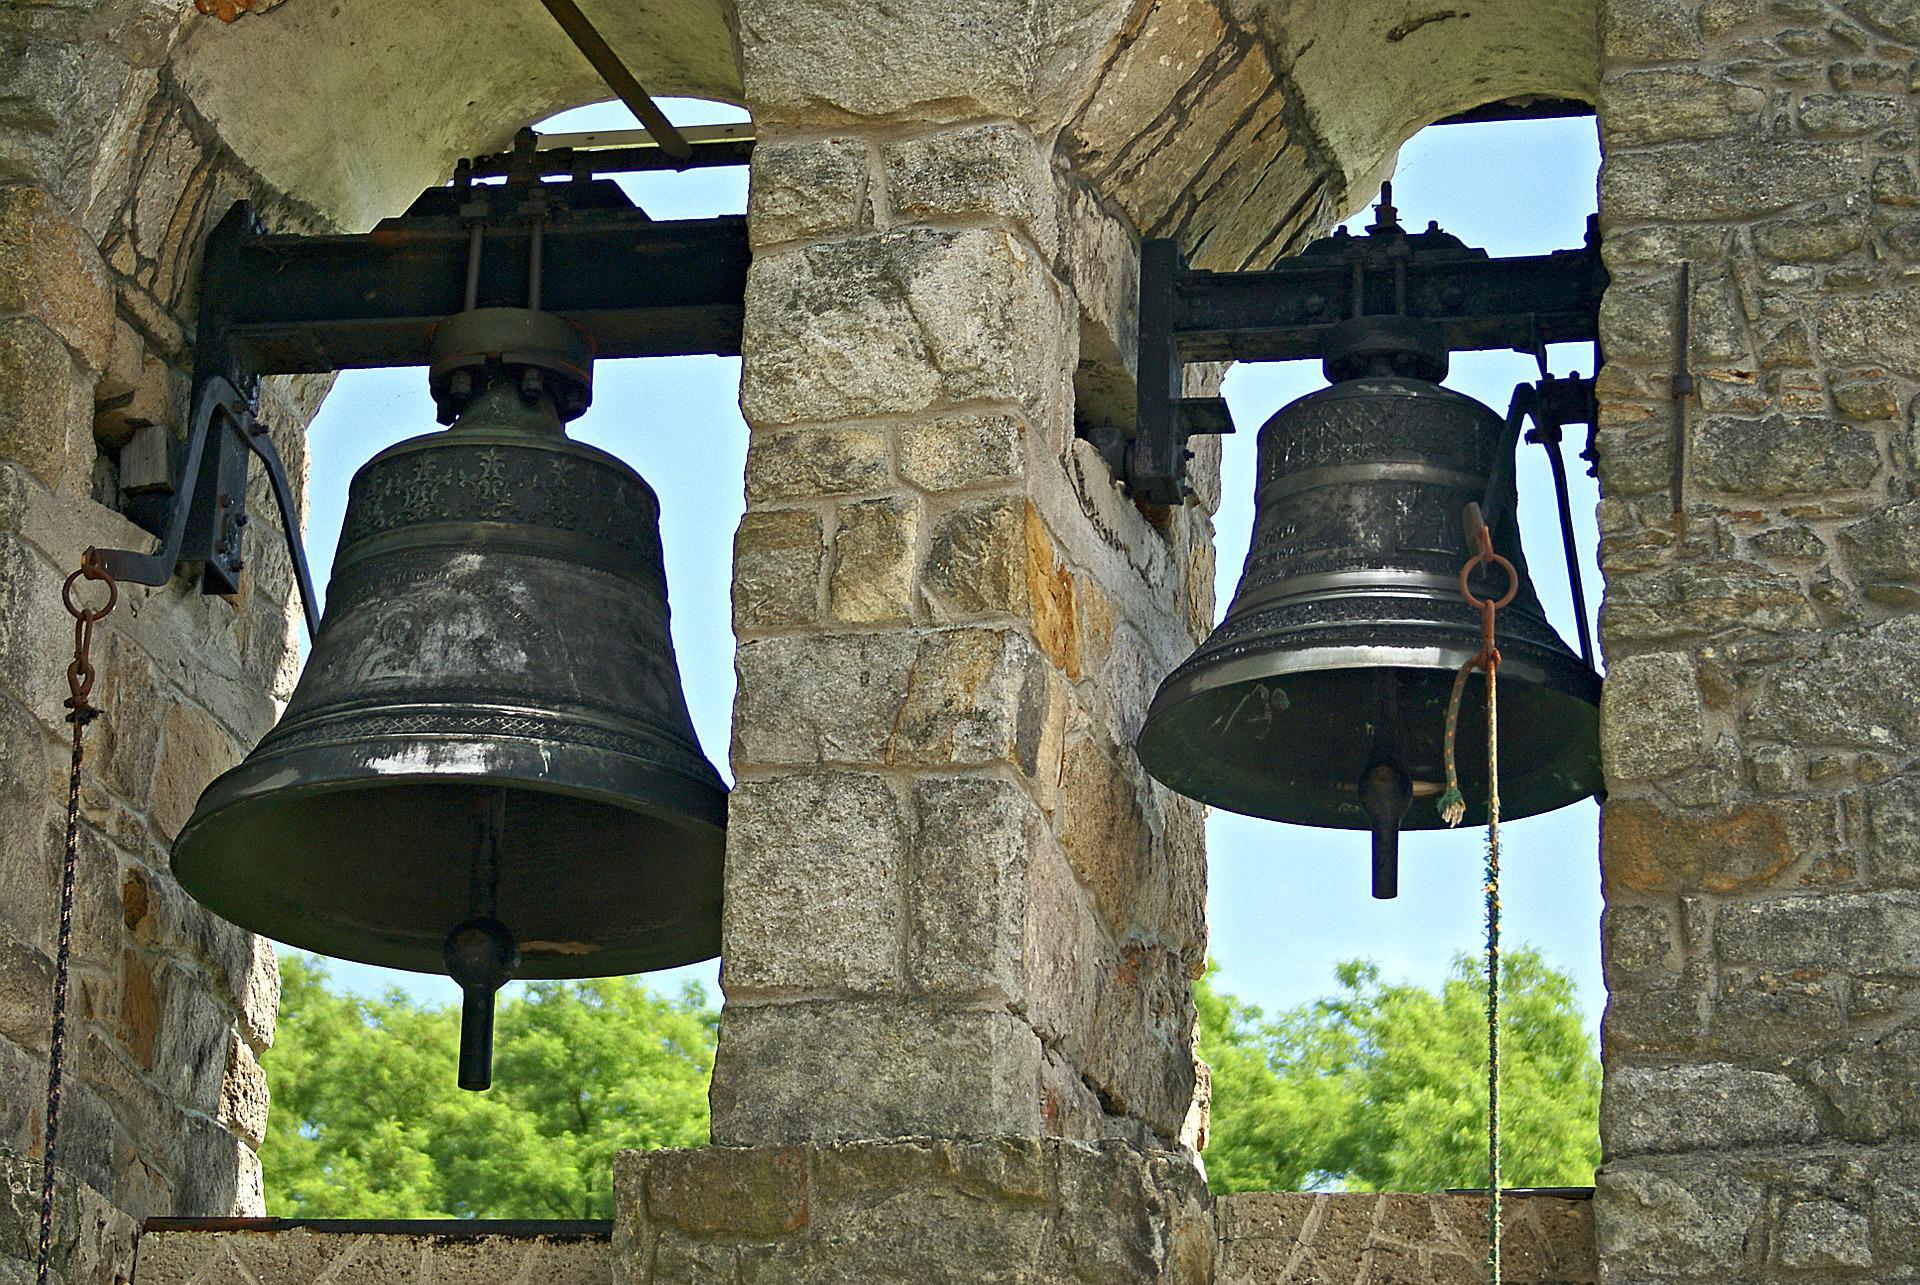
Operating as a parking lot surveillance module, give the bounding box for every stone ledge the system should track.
[612,1138,1214,1284]
[131,1218,612,1285]
[1216,1190,1597,1285]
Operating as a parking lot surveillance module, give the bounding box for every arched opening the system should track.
[252,95,750,1218]
[1184,113,1607,1193]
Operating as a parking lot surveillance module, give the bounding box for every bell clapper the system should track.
[444,789,520,1092]
[1359,761,1413,900]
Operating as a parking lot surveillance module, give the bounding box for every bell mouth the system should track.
[172,734,726,979]
[1137,644,1601,832]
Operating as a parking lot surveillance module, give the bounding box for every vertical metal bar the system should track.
[1670,262,1694,530]
[536,0,692,161]
[1543,434,1595,670]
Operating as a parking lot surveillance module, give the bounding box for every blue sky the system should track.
[297,101,1605,1036]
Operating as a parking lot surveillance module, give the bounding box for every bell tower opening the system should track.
[1195,111,1607,1196]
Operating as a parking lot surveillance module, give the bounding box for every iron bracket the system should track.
[1106,194,1608,505]
[92,172,750,610]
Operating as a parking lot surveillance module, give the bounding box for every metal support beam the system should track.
[536,0,693,161]
[1105,204,1606,504]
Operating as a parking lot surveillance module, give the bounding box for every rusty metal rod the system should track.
[536,0,692,162]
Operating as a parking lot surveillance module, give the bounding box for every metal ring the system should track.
[1459,551,1518,612]
[62,562,117,623]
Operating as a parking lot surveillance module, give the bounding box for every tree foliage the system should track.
[260,954,715,1218]
[1196,946,1600,1194]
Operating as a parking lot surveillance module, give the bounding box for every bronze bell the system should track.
[172,308,727,1087]
[1136,318,1601,899]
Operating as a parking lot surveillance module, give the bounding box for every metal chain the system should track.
[1437,513,1511,1285]
[39,553,116,1285]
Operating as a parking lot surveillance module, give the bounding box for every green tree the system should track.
[260,954,715,1217]
[1197,947,1599,1194]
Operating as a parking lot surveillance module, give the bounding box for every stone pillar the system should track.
[1594,2,1920,1279]
[0,9,311,1280]
[708,0,1215,1153]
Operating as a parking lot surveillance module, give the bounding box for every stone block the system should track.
[920,494,1026,621]
[735,0,1122,126]
[1751,615,1920,752]
[907,774,1035,999]
[1820,284,1920,366]
[739,228,1065,427]
[0,186,112,375]
[0,942,51,1057]
[1720,889,1920,979]
[1602,70,1762,146]
[1602,1063,1820,1156]
[743,423,890,503]
[216,1032,267,1150]
[1603,560,1817,643]
[723,773,903,996]
[896,411,1024,493]
[732,508,823,630]
[616,1138,1210,1285]
[1602,140,1860,223]
[828,495,917,624]
[732,630,918,765]
[0,317,86,492]
[1840,500,1920,593]
[1799,93,1908,137]
[0,697,51,952]
[709,1001,1043,1144]
[1600,652,1703,782]
[747,137,870,247]
[1692,414,1881,497]
[149,700,241,842]
[1602,799,1833,895]
[882,123,1059,254]
[1600,0,1703,59]
[1055,737,1147,938]
[1593,1164,1763,1279]
[890,627,1059,775]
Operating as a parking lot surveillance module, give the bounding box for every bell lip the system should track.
[170,737,728,979]
[1147,638,1601,723]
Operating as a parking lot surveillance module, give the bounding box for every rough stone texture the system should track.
[1594,1,1920,1280]
[132,1222,613,1285]
[1215,1191,1597,1284]
[612,1139,1214,1285]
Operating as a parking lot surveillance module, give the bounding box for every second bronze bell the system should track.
[1136,318,1601,899]
[171,308,728,1088]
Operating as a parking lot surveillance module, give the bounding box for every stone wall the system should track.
[133,1219,613,1285]
[0,6,314,1280]
[1593,0,1920,1279]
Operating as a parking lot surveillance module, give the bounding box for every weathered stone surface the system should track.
[1603,800,1825,894]
[709,1002,1044,1144]
[1602,69,1762,146]
[0,317,86,492]
[907,775,1034,999]
[1839,500,1920,590]
[896,411,1025,493]
[1799,93,1908,137]
[732,508,823,629]
[615,1138,1211,1285]
[1717,890,1920,975]
[747,137,870,247]
[1603,560,1818,641]
[1602,140,1860,222]
[920,494,1027,620]
[1820,285,1920,365]
[136,1225,613,1285]
[1601,652,1704,781]
[0,185,113,374]
[723,773,904,995]
[1691,414,1881,497]
[828,496,918,624]
[149,701,241,842]
[1751,615,1920,751]
[1216,1191,1596,1285]
[740,228,1065,427]
[1593,1165,1763,1279]
[743,424,890,503]
[1602,1064,1820,1156]
[736,0,1124,126]
[882,122,1059,254]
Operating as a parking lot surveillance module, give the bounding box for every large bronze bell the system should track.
[1136,319,1601,899]
[172,308,727,1087]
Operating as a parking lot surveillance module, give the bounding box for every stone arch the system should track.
[169,0,744,229]
[1060,0,1598,270]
